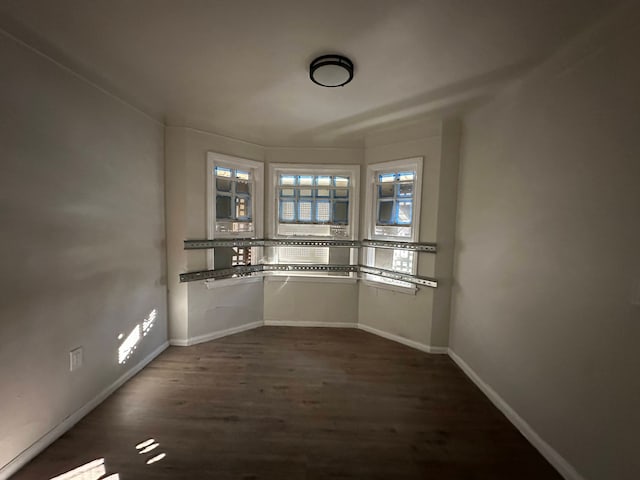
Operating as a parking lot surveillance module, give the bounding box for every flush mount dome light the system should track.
[309,54,354,87]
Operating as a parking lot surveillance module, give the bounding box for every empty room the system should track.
[1,1,638,479]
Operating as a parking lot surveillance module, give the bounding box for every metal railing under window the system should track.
[179,238,437,287]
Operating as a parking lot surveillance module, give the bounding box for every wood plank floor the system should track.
[12,327,562,479]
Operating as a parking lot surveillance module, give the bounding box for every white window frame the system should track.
[363,157,423,290]
[266,163,359,279]
[268,163,360,240]
[206,152,264,270]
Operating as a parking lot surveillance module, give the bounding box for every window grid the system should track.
[375,171,415,226]
[278,175,350,225]
[365,158,423,289]
[215,166,253,222]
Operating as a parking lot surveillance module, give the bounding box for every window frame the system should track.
[206,152,264,270]
[363,157,423,289]
[268,163,360,241]
[267,163,360,279]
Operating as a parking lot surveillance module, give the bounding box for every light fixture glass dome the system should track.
[309,55,354,87]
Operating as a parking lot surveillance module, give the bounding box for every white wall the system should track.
[358,120,459,349]
[262,147,363,325]
[165,127,265,344]
[0,32,167,475]
[165,132,364,338]
[450,3,640,479]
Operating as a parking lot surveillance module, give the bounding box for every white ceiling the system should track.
[0,0,620,147]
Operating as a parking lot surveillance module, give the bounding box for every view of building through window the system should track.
[278,174,350,225]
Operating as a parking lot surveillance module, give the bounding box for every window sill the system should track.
[361,279,417,295]
[204,275,264,289]
[264,274,357,285]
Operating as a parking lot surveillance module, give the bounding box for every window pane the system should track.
[316,188,330,197]
[216,178,232,192]
[317,176,331,186]
[334,188,349,198]
[392,249,413,273]
[300,188,313,197]
[280,175,296,186]
[216,195,232,219]
[397,200,412,224]
[334,176,349,187]
[235,181,250,194]
[298,175,314,186]
[333,201,349,224]
[379,173,395,183]
[280,188,295,197]
[235,170,250,180]
[379,183,394,198]
[280,200,295,221]
[316,201,331,222]
[298,201,313,222]
[378,201,394,224]
[398,171,414,181]
[236,197,251,220]
[398,183,413,197]
[215,166,232,178]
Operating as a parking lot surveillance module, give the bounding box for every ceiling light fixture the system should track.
[309,54,354,87]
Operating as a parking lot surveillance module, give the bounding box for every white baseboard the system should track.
[0,341,169,480]
[447,349,583,480]
[357,323,448,354]
[170,321,263,346]
[264,320,358,328]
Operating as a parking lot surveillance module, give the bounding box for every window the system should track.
[268,164,359,274]
[364,157,423,288]
[270,165,359,240]
[278,174,350,226]
[207,152,264,269]
[376,171,415,230]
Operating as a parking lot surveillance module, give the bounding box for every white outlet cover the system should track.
[70,347,83,371]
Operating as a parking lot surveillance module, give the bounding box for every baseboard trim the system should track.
[264,320,358,328]
[170,321,263,347]
[0,341,169,480]
[357,324,448,354]
[447,349,583,480]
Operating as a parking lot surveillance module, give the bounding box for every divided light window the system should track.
[278,174,350,225]
[271,165,359,240]
[269,164,359,272]
[365,157,423,288]
[207,152,264,269]
[376,171,415,227]
[208,154,263,238]
[215,166,253,228]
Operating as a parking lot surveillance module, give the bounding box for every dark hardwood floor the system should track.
[12,327,562,479]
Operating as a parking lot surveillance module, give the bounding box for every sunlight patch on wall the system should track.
[118,309,157,364]
[118,324,140,364]
[143,309,157,336]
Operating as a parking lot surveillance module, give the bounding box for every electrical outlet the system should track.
[70,347,83,372]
